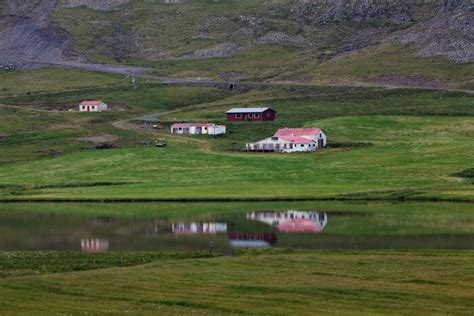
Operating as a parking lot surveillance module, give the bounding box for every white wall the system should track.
[96,102,108,112]
[79,102,107,112]
[284,142,317,153]
[171,124,226,135]
[315,131,327,148]
[209,125,226,135]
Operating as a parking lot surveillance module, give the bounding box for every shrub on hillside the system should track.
[451,168,474,178]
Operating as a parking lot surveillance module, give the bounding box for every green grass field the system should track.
[0,67,473,314]
[0,250,472,314]
[0,70,472,200]
[1,115,472,200]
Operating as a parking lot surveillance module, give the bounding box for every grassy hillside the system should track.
[0,68,127,95]
[46,1,473,89]
[0,69,228,163]
[0,67,472,200]
[1,113,472,200]
[0,68,472,200]
[0,250,472,314]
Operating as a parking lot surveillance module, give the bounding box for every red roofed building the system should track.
[170,123,226,135]
[245,127,326,153]
[226,108,276,121]
[79,100,108,112]
[247,211,328,233]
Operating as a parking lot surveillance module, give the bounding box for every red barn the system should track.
[226,107,276,122]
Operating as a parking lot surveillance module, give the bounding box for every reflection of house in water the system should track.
[247,211,328,233]
[81,238,109,252]
[172,222,227,235]
[228,232,277,249]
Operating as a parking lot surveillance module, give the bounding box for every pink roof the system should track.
[279,136,314,144]
[80,101,103,106]
[278,219,323,233]
[171,123,212,128]
[275,128,321,138]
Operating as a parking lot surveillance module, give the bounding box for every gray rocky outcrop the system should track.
[0,0,79,64]
[398,1,473,63]
[61,0,130,11]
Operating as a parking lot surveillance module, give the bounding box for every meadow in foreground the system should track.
[0,250,472,315]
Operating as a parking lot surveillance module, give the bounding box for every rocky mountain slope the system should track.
[0,0,472,87]
[0,0,78,64]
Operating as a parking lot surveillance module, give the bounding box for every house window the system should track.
[255,113,260,118]
[236,114,242,118]
[179,127,182,130]
[301,144,304,147]
[82,106,85,110]
[248,113,253,118]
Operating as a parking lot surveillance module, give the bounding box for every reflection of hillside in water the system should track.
[2,208,472,252]
[247,211,328,233]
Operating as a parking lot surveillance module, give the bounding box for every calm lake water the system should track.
[0,202,472,253]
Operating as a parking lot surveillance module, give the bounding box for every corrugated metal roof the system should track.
[171,123,212,128]
[279,136,314,144]
[80,101,104,106]
[226,107,271,114]
[275,128,321,138]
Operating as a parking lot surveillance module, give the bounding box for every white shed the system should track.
[171,123,226,135]
[79,101,108,112]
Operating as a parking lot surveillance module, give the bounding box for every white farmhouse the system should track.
[247,211,328,233]
[246,128,327,153]
[79,100,108,112]
[171,123,226,135]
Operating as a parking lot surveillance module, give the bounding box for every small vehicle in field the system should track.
[155,139,167,147]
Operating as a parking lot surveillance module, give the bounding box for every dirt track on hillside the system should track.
[28,60,473,95]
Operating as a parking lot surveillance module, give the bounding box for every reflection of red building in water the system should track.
[172,222,227,235]
[247,211,328,233]
[228,232,277,249]
[81,238,109,252]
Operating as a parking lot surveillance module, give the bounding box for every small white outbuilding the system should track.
[171,123,226,135]
[79,101,108,112]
